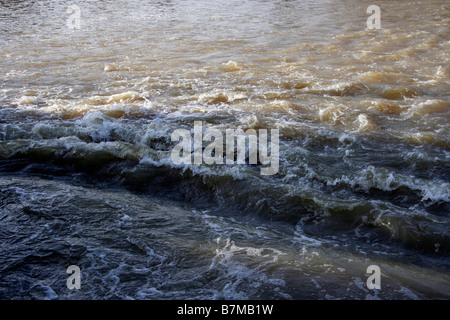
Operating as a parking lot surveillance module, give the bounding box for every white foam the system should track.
[293,225,323,248]
[198,90,247,104]
[353,113,377,132]
[338,132,357,144]
[120,214,132,222]
[327,165,450,205]
[403,99,449,118]
[208,237,289,299]
[139,153,251,181]
[223,60,244,72]
[17,95,39,105]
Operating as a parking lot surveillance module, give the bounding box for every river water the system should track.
[0,0,449,299]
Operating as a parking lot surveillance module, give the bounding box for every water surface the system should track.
[0,0,449,299]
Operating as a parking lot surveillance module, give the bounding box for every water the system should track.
[0,0,449,300]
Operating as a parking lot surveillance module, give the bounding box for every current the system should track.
[0,0,449,300]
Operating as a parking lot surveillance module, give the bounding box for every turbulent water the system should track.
[0,0,449,300]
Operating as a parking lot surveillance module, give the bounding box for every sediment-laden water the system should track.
[0,0,449,299]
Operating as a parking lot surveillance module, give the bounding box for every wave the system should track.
[1,135,448,254]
